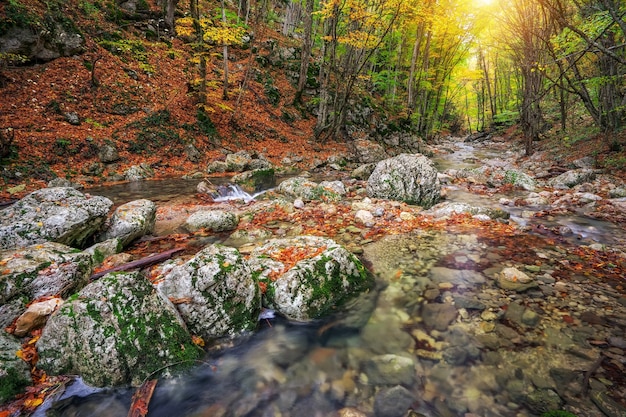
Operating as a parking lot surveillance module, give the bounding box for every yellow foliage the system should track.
[203,22,246,46]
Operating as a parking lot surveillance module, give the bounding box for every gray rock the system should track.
[367,154,441,208]
[522,389,563,414]
[364,354,416,385]
[37,271,201,387]
[207,160,228,173]
[232,168,276,192]
[591,390,626,417]
[497,267,538,292]
[184,210,239,232]
[277,177,343,201]
[124,164,153,181]
[98,199,156,247]
[430,267,486,288]
[98,144,120,163]
[0,242,92,305]
[429,202,509,220]
[0,332,31,403]
[351,163,376,180]
[64,112,80,125]
[248,236,373,321]
[0,187,112,250]
[421,302,458,331]
[157,245,260,339]
[84,238,122,266]
[374,385,416,417]
[184,144,201,162]
[0,24,84,62]
[548,169,596,189]
[503,169,536,191]
[226,151,252,172]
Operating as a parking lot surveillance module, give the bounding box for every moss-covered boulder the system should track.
[0,187,113,250]
[0,332,31,403]
[277,177,345,201]
[232,168,276,192]
[98,199,156,247]
[157,245,261,340]
[0,242,92,308]
[248,236,373,321]
[36,271,201,387]
[367,154,441,208]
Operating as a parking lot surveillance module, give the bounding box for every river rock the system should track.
[98,199,156,247]
[84,238,123,266]
[373,385,416,417]
[37,271,201,387]
[232,168,275,192]
[504,169,536,191]
[184,210,239,232]
[428,202,509,220]
[0,187,112,250]
[548,169,596,189]
[0,332,31,403]
[421,302,458,331]
[277,177,343,201]
[124,164,154,181]
[351,139,387,164]
[364,354,416,385]
[367,154,441,208]
[226,151,252,172]
[207,160,228,173]
[497,267,538,292]
[248,236,373,321]
[0,242,92,308]
[157,245,261,339]
[351,163,376,180]
[522,389,563,414]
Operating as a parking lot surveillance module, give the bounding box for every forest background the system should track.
[0,0,625,197]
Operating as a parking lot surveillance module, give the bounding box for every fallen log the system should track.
[90,247,185,281]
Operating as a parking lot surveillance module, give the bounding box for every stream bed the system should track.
[38,139,626,417]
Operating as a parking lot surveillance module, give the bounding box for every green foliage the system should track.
[196,108,217,136]
[79,0,102,17]
[0,0,39,35]
[97,38,148,63]
[124,110,185,154]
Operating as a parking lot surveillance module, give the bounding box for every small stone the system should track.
[14,298,63,337]
[293,198,305,209]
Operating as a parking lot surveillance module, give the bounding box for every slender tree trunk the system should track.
[222,0,229,99]
[294,0,314,104]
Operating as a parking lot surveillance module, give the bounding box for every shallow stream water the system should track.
[38,141,626,417]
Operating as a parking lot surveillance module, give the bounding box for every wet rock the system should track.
[98,199,156,247]
[0,332,31,403]
[421,302,458,331]
[548,169,596,189]
[157,245,261,339]
[184,210,239,232]
[428,202,509,220]
[0,187,112,250]
[232,168,275,192]
[430,267,486,288]
[0,242,92,306]
[373,385,416,417]
[248,236,373,321]
[124,164,154,181]
[522,389,563,414]
[37,271,201,387]
[497,267,538,292]
[277,177,343,201]
[367,154,441,208]
[591,390,626,417]
[364,354,416,385]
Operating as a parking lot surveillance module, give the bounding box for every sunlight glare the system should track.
[474,0,495,7]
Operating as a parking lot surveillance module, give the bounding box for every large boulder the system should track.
[0,23,84,62]
[0,332,31,403]
[232,168,276,192]
[0,187,112,250]
[98,199,156,247]
[248,236,373,321]
[157,245,261,339]
[366,154,441,208]
[37,271,201,387]
[0,242,92,307]
[548,169,596,189]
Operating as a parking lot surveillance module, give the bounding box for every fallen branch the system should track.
[127,379,158,417]
[90,247,185,281]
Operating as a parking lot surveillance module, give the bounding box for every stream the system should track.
[38,139,626,417]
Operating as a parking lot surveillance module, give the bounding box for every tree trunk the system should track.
[294,0,314,103]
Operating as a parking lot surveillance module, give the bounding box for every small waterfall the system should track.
[211,184,271,203]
